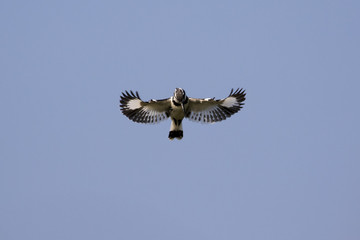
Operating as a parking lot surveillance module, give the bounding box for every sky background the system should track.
[1,0,360,239]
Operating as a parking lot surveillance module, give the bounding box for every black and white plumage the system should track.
[120,88,246,140]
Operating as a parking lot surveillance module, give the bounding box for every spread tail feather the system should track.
[169,118,183,140]
[168,130,183,140]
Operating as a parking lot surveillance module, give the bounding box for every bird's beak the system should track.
[181,103,185,112]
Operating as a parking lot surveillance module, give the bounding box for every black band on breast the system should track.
[172,97,188,106]
[172,99,182,106]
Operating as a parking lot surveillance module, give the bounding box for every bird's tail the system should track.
[168,118,183,140]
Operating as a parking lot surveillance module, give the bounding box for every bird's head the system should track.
[173,88,187,103]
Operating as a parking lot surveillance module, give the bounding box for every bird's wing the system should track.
[120,91,171,124]
[186,88,246,123]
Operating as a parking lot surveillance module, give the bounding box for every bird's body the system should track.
[120,88,246,140]
[168,88,188,139]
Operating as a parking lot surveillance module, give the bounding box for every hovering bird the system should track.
[120,88,246,140]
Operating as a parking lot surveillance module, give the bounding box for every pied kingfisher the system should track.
[120,88,246,140]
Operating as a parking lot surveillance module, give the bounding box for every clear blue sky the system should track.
[1,1,359,239]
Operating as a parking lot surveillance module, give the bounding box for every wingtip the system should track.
[229,88,246,97]
[120,90,142,100]
[229,88,234,96]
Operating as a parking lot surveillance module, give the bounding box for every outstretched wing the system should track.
[186,88,246,123]
[120,91,171,124]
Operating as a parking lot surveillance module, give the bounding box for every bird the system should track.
[119,88,246,140]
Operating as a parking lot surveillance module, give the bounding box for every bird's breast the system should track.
[170,106,185,119]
